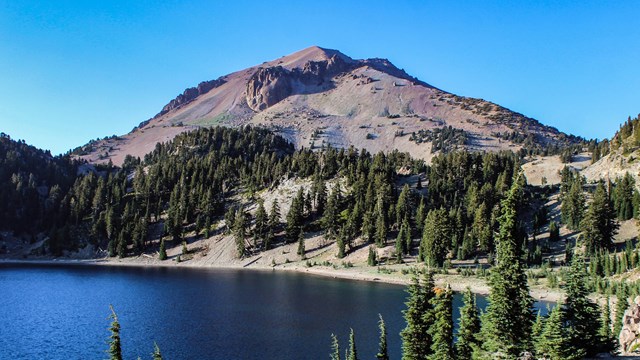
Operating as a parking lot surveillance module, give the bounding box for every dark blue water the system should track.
[0,264,545,360]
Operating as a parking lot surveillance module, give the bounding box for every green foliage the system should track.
[581,182,618,254]
[376,314,389,360]
[107,306,122,360]
[476,174,534,358]
[347,328,358,360]
[330,333,341,360]
[401,273,435,360]
[428,286,454,360]
[456,288,480,360]
[152,342,163,360]
[158,239,167,260]
[535,304,573,359]
[420,208,451,268]
[367,246,378,266]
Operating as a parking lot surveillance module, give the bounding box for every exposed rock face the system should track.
[158,78,226,116]
[246,66,293,111]
[245,54,354,111]
[619,296,640,354]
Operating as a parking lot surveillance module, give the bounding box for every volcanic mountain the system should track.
[77,46,579,165]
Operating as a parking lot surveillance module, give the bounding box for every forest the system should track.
[3,123,640,358]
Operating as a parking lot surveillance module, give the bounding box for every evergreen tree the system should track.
[286,189,305,242]
[330,333,341,360]
[297,229,306,258]
[152,342,163,360]
[368,246,378,266]
[582,182,619,254]
[347,328,358,360]
[549,220,560,242]
[599,298,616,353]
[269,199,281,230]
[455,288,480,360]
[614,172,635,220]
[428,285,454,360]
[158,239,167,260]
[233,209,247,258]
[376,314,389,360]
[107,306,122,360]
[401,273,435,360]
[564,255,607,356]
[421,208,451,268]
[254,199,268,245]
[476,174,534,359]
[562,177,585,230]
[322,184,340,238]
[536,304,572,360]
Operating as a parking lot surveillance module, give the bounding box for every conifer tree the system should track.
[536,304,571,359]
[564,255,605,356]
[376,314,389,360]
[152,342,163,360]
[107,305,122,360]
[428,285,454,360]
[401,273,435,360]
[582,182,619,254]
[347,328,358,360]
[599,298,616,353]
[254,199,268,244]
[322,184,340,238]
[367,246,377,266]
[233,209,247,258]
[330,334,341,360]
[286,189,305,242]
[297,229,305,258]
[421,208,451,268]
[158,239,167,260]
[549,220,560,242]
[455,288,480,360]
[614,286,629,338]
[562,177,585,230]
[269,199,281,229]
[476,174,534,359]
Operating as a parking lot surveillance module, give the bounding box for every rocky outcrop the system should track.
[157,78,226,116]
[245,66,293,111]
[619,296,640,354]
[245,54,354,112]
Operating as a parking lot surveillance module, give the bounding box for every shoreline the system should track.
[0,256,563,302]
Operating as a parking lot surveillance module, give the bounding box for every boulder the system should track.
[619,296,640,354]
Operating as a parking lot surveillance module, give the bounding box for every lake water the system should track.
[0,263,545,359]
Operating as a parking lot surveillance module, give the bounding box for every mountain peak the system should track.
[272,46,353,70]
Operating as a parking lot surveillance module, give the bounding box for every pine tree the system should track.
[549,220,560,242]
[233,209,247,258]
[564,255,605,356]
[368,246,378,266]
[428,285,454,360]
[536,304,572,359]
[336,230,346,259]
[158,239,167,260]
[582,182,619,254]
[562,177,585,230]
[152,342,163,360]
[297,229,306,258]
[599,298,616,353]
[330,333,341,360]
[269,199,281,230]
[455,288,480,360]
[401,273,435,360]
[421,208,451,268]
[614,286,629,338]
[376,314,389,360]
[322,184,340,238]
[347,328,358,360]
[254,199,268,245]
[476,174,534,359]
[286,189,305,243]
[107,305,122,360]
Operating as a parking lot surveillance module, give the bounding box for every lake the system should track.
[0,263,545,359]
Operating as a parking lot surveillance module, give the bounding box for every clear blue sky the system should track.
[1,1,639,154]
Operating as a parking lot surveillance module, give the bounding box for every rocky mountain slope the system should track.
[76,46,580,166]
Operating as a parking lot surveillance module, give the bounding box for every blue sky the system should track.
[1,1,638,154]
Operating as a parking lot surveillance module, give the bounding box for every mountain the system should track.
[75,46,580,166]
